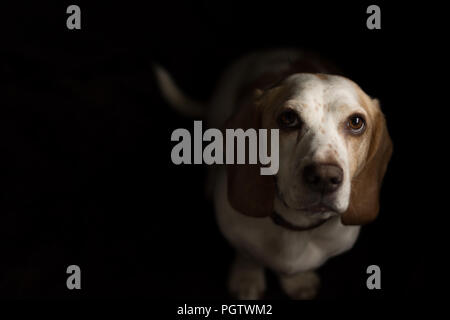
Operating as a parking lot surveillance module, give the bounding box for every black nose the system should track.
[303,163,343,193]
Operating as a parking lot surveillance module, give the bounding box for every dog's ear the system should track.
[342,100,393,225]
[225,90,276,218]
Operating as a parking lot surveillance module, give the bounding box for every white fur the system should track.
[214,167,360,276]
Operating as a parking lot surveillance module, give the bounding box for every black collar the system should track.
[270,212,329,231]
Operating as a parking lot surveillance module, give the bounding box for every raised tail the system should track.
[153,64,206,118]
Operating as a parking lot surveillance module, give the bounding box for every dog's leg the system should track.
[228,252,266,300]
[279,270,320,300]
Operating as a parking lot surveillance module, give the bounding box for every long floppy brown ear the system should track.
[225,91,276,218]
[341,100,393,225]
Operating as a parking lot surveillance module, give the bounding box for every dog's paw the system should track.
[228,257,266,300]
[279,271,320,300]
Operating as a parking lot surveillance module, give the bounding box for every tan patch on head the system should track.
[315,73,328,80]
[338,81,379,177]
[258,85,296,134]
[346,130,370,177]
[349,81,378,120]
[340,79,393,225]
[342,104,393,225]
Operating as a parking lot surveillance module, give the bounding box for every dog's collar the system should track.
[270,211,329,232]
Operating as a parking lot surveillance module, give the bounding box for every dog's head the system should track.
[226,73,393,229]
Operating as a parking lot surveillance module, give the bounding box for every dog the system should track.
[155,49,393,299]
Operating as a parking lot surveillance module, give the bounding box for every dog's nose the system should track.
[303,163,343,193]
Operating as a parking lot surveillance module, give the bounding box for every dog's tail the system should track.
[153,64,206,118]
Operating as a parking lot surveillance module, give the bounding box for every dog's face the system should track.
[227,73,392,228]
[266,74,375,229]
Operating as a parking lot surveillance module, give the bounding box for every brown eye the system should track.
[347,114,366,134]
[277,109,301,129]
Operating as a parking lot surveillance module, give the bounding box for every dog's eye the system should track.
[347,114,366,134]
[277,110,301,129]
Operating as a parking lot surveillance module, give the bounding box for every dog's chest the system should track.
[214,169,360,275]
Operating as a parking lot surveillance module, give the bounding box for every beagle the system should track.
[155,49,393,299]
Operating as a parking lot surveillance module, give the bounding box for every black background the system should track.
[0,1,442,300]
